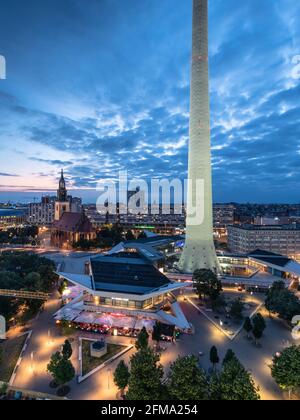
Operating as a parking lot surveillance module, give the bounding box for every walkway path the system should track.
[13,292,296,400]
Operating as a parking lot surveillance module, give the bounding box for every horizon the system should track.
[1,190,300,206]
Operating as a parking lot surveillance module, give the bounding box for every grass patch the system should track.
[0,334,27,382]
[82,340,126,377]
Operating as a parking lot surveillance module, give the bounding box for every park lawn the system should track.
[0,334,27,382]
[82,340,126,377]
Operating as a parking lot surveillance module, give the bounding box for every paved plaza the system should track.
[11,290,297,400]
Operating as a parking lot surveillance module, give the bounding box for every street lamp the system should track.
[107,368,112,390]
[30,351,34,372]
[48,329,53,345]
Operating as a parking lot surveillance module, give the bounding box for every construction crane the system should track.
[0,289,49,301]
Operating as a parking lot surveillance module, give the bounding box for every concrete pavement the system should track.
[12,291,297,400]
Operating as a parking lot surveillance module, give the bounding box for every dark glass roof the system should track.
[91,255,171,295]
[249,249,291,267]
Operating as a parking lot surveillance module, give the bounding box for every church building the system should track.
[51,170,96,249]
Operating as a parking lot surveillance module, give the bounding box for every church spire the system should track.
[57,169,67,202]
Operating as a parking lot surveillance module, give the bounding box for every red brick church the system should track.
[51,170,96,249]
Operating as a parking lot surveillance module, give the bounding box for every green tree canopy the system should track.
[0,252,57,326]
[223,349,238,366]
[243,317,253,338]
[136,327,149,350]
[114,360,130,393]
[127,347,164,400]
[193,269,222,301]
[265,281,300,321]
[62,340,73,360]
[168,356,208,400]
[125,230,135,241]
[0,271,22,289]
[152,322,163,345]
[24,272,42,290]
[47,351,75,387]
[210,358,260,400]
[229,298,244,320]
[253,313,266,332]
[271,346,300,397]
[210,346,220,370]
[252,313,266,345]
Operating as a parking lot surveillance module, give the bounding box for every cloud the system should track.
[29,157,73,166]
[0,0,300,202]
[0,172,19,177]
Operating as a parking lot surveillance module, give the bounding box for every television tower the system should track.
[178,0,220,274]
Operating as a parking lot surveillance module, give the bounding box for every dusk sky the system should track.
[0,0,300,203]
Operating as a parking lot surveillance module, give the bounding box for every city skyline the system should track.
[0,0,300,203]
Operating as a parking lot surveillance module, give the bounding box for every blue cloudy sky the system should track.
[0,0,300,203]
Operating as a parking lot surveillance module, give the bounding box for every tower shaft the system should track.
[179,0,220,274]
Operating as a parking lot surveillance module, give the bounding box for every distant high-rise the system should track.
[179,0,220,273]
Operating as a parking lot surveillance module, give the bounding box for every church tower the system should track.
[55,169,70,221]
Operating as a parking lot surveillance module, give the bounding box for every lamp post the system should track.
[30,351,34,373]
[107,368,112,390]
[48,329,53,345]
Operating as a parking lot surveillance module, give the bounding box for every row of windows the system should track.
[95,295,164,310]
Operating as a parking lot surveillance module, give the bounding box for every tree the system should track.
[243,317,253,339]
[54,357,75,389]
[210,346,220,371]
[265,281,300,321]
[168,356,208,400]
[136,327,149,350]
[58,280,68,296]
[271,346,300,399]
[253,313,266,332]
[114,360,130,395]
[252,314,266,346]
[252,325,263,346]
[193,269,222,301]
[152,322,163,349]
[62,340,73,360]
[210,358,260,400]
[0,382,8,397]
[222,349,237,366]
[24,272,41,289]
[229,298,244,320]
[137,231,147,240]
[47,350,75,395]
[0,271,22,289]
[211,294,226,312]
[127,347,164,400]
[125,230,135,241]
[47,351,63,383]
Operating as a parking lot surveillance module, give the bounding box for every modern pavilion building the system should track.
[55,250,191,333]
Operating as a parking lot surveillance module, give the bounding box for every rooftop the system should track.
[90,254,171,295]
[108,234,185,263]
[228,224,300,231]
[52,212,93,233]
[248,249,291,268]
